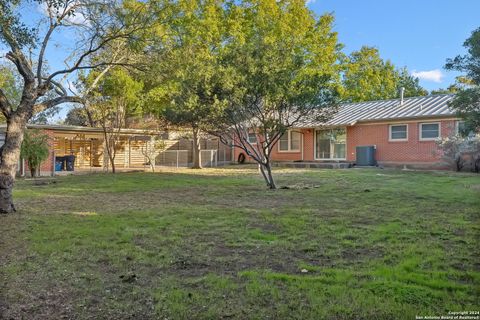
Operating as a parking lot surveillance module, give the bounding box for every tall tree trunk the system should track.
[30,166,36,178]
[192,126,202,169]
[109,152,116,174]
[0,116,27,213]
[107,138,116,174]
[102,130,117,173]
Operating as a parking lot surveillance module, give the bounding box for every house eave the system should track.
[0,123,163,135]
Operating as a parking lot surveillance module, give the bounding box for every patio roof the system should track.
[0,123,164,135]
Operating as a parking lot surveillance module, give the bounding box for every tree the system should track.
[20,130,50,178]
[430,85,461,95]
[397,67,428,97]
[141,135,166,172]
[145,0,228,169]
[0,0,152,213]
[445,27,480,133]
[341,46,398,102]
[88,68,143,173]
[210,0,341,189]
[64,107,90,126]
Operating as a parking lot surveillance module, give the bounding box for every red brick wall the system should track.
[232,119,457,166]
[233,129,314,163]
[346,119,456,164]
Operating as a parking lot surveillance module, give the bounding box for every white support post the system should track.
[52,150,55,176]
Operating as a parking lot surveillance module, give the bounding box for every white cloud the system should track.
[411,69,444,83]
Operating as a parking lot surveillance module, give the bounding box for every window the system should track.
[278,130,301,152]
[389,124,408,141]
[248,133,257,144]
[315,128,346,159]
[456,121,469,137]
[420,123,440,140]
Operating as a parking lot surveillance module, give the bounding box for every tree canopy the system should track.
[341,46,427,102]
[445,27,480,132]
[144,0,233,168]
[209,0,341,188]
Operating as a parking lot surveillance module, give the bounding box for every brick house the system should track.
[234,94,463,169]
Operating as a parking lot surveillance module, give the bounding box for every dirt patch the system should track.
[470,184,480,191]
[15,184,301,215]
[340,246,384,264]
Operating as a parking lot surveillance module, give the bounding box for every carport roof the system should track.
[0,123,163,135]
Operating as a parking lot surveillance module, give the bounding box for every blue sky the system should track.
[308,0,480,91]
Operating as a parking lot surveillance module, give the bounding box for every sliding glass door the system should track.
[315,128,346,160]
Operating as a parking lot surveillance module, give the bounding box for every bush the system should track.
[436,134,480,172]
[20,130,50,177]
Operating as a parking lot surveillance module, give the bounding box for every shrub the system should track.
[436,134,480,172]
[20,130,50,177]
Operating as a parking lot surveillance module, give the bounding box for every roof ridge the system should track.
[340,93,454,106]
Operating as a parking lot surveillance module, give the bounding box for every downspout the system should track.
[21,158,26,177]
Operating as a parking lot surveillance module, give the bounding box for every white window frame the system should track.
[419,122,441,141]
[278,130,301,153]
[389,124,408,141]
[455,121,466,137]
[314,128,347,160]
[247,132,257,144]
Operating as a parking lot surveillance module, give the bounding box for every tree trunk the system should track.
[192,127,202,169]
[258,163,269,186]
[0,116,27,213]
[30,166,36,178]
[108,139,116,174]
[102,130,116,173]
[264,162,276,189]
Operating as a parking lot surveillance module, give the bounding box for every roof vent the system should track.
[399,87,405,106]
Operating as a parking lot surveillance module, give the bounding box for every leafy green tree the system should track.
[210,0,341,189]
[341,46,398,102]
[445,27,480,133]
[20,130,50,178]
[341,48,428,102]
[430,85,461,95]
[397,67,428,97]
[64,107,90,126]
[0,64,22,108]
[145,0,228,169]
[0,0,153,213]
[88,68,144,173]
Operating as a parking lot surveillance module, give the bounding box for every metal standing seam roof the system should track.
[0,123,164,135]
[299,94,456,127]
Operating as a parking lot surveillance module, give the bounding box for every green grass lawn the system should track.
[1,166,479,319]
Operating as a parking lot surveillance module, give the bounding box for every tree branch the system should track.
[44,24,146,86]
[34,95,84,114]
[0,89,12,118]
[37,23,58,85]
